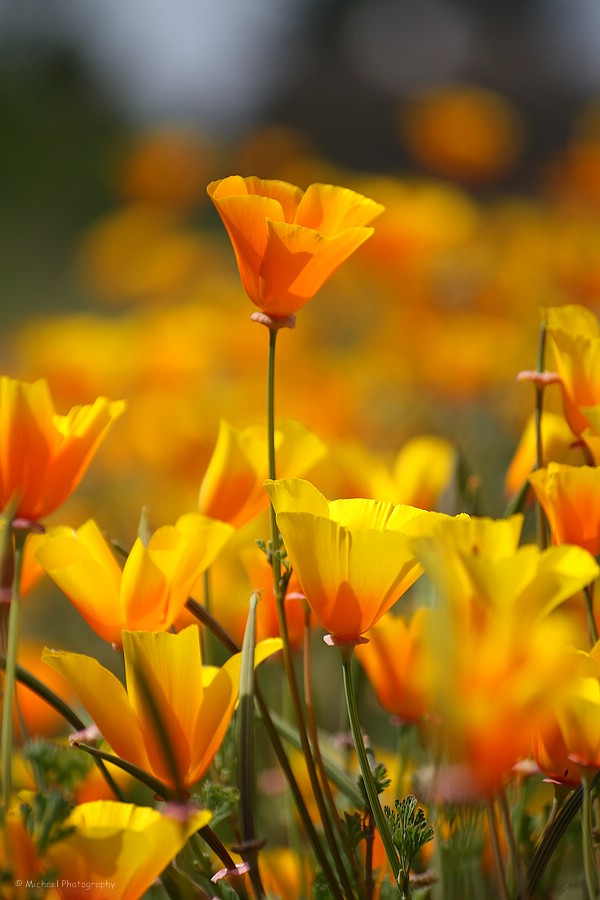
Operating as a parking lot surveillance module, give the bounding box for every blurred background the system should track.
[1,0,599,536]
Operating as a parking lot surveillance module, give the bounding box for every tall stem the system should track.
[1,530,26,814]
[581,770,599,900]
[534,320,548,550]
[585,582,599,646]
[486,798,509,900]
[340,646,401,886]
[265,327,347,900]
[303,607,364,898]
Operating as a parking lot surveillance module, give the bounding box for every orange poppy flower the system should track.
[355,607,434,723]
[544,304,600,437]
[529,463,600,557]
[206,175,384,318]
[0,376,125,522]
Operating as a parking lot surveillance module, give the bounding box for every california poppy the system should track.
[207,176,384,318]
[44,625,281,791]
[264,477,440,642]
[0,376,125,522]
[529,463,600,557]
[36,514,234,646]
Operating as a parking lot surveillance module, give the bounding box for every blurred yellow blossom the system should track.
[413,514,599,794]
[44,800,210,900]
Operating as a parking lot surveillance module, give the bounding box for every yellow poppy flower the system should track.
[0,376,125,522]
[44,800,210,900]
[207,175,383,318]
[529,463,600,557]
[36,515,234,646]
[43,625,282,791]
[264,477,440,642]
[199,418,326,528]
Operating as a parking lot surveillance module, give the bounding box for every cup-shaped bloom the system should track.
[0,376,125,522]
[544,304,600,437]
[355,608,434,722]
[43,625,281,791]
[207,175,384,318]
[264,478,441,642]
[199,418,326,528]
[529,463,600,557]
[44,800,210,900]
[36,514,234,646]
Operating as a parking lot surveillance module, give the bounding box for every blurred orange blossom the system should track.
[199,418,326,528]
[544,304,600,438]
[44,800,210,900]
[529,463,600,557]
[356,607,434,723]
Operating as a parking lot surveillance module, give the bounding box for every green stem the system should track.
[74,741,238,875]
[236,591,266,900]
[585,582,599,646]
[581,771,599,900]
[265,327,347,900]
[340,646,401,886]
[486,799,509,900]
[1,529,26,814]
[498,788,525,898]
[303,606,364,898]
[201,568,216,666]
[534,320,548,551]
